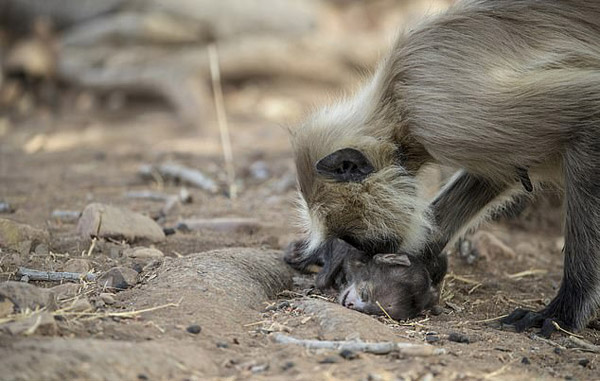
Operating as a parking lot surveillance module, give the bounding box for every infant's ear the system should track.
[373,253,411,267]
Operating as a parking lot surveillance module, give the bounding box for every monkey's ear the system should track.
[373,253,412,267]
[315,148,374,182]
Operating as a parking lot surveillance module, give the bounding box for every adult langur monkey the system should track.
[290,0,600,337]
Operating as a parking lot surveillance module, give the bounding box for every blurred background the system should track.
[0,0,455,249]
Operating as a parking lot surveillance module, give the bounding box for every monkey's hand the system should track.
[501,304,577,338]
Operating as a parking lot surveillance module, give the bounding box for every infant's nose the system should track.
[342,286,363,310]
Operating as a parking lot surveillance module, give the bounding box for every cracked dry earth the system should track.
[1,88,600,381]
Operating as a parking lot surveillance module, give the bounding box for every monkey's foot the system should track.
[501,308,570,338]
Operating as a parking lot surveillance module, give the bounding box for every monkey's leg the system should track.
[502,148,600,337]
[422,170,518,284]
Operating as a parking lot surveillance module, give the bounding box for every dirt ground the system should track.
[2,1,600,380]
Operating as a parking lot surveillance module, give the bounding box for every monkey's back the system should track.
[389,0,600,178]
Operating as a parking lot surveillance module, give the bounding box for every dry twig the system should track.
[273,333,445,356]
[17,267,96,282]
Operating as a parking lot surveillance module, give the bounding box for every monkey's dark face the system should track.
[339,253,437,320]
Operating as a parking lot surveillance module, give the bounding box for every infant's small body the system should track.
[285,239,444,320]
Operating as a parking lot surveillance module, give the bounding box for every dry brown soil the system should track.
[1,78,599,381]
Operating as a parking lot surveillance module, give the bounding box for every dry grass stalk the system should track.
[54,299,182,322]
[0,306,48,326]
[507,269,547,279]
[551,321,584,339]
[375,300,397,323]
[208,43,236,200]
[447,273,481,285]
[85,237,97,257]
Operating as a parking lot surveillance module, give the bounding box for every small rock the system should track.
[0,281,56,312]
[554,347,562,355]
[2,311,57,335]
[0,202,14,214]
[179,188,192,203]
[521,357,531,365]
[176,218,262,234]
[186,324,202,334]
[250,364,269,374]
[447,332,470,344]
[69,298,93,312]
[426,335,440,343]
[578,358,590,367]
[264,300,291,312]
[339,349,358,360]
[124,247,164,260]
[319,356,339,364]
[216,341,229,348]
[77,203,165,243]
[281,361,294,371]
[163,227,176,236]
[49,283,81,300]
[62,258,90,273]
[0,218,49,252]
[98,267,138,291]
[99,293,116,305]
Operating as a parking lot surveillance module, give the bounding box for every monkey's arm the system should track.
[284,239,324,273]
[420,170,522,284]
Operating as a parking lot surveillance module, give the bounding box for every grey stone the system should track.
[0,281,56,312]
[125,247,165,268]
[77,203,165,243]
[99,293,116,305]
[98,267,138,290]
[0,218,49,252]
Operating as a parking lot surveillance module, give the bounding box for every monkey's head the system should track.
[312,243,437,320]
[291,105,432,256]
[286,238,441,320]
[340,253,438,320]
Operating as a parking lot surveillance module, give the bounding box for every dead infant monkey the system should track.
[290,0,600,337]
[285,239,445,320]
